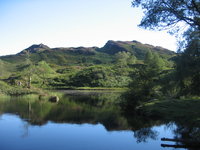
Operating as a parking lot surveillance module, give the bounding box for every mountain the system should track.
[99,40,175,59]
[0,40,176,88]
[18,43,50,55]
[0,40,175,66]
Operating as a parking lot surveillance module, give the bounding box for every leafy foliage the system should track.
[115,51,136,67]
[132,0,200,32]
[175,29,200,95]
[68,65,131,87]
[121,51,167,110]
[131,0,200,98]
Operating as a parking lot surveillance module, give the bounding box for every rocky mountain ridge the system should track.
[17,40,175,56]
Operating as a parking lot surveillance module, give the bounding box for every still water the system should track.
[0,91,196,150]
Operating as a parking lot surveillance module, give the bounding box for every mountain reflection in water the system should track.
[0,90,199,150]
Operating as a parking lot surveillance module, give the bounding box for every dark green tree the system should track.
[69,66,114,87]
[121,51,165,109]
[176,29,200,95]
[0,59,4,78]
[132,0,200,31]
[115,51,136,67]
[132,0,200,96]
[144,50,153,64]
[132,0,199,53]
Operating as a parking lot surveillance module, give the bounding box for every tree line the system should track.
[122,0,200,107]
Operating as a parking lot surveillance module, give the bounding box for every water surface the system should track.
[0,91,197,150]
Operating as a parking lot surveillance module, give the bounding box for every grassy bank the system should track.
[139,98,200,124]
[0,81,49,96]
[72,87,127,91]
[48,86,128,91]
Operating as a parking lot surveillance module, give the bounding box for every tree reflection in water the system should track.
[134,127,158,143]
[0,91,199,150]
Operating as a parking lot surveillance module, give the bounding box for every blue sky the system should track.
[0,0,177,56]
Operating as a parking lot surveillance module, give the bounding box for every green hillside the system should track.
[1,40,175,65]
[0,40,176,91]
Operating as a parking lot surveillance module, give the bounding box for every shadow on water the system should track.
[0,90,200,149]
